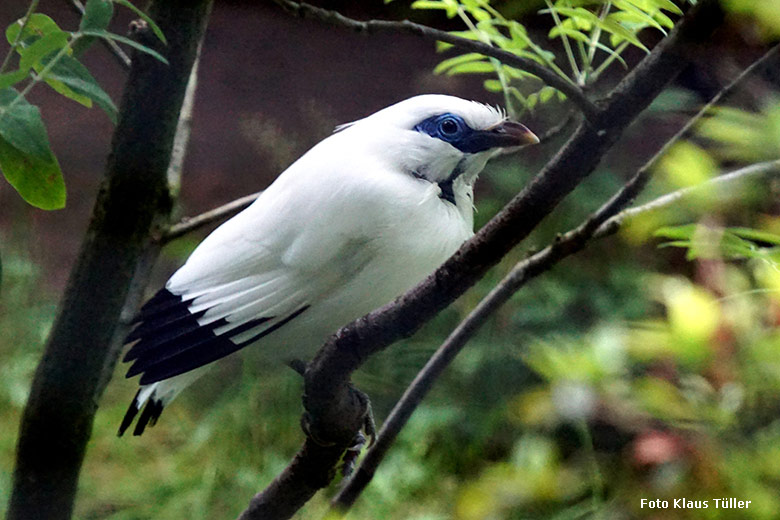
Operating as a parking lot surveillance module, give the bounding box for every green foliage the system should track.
[655,224,780,263]
[409,0,692,114]
[0,0,166,210]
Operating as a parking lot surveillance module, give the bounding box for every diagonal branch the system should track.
[331,157,780,510]
[237,2,725,519]
[272,0,600,121]
[329,43,780,510]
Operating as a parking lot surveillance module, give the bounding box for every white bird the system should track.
[118,94,538,436]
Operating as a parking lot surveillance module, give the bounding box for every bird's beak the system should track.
[488,120,540,148]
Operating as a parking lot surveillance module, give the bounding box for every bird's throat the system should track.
[437,178,456,205]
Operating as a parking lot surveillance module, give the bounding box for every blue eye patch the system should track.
[414,113,503,154]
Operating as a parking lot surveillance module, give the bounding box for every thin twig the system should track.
[329,43,780,510]
[67,0,132,69]
[161,191,262,243]
[272,0,600,121]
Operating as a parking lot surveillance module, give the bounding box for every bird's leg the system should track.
[287,358,308,376]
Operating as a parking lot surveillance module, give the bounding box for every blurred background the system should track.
[1,1,779,519]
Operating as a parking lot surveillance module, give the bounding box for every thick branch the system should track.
[7,3,212,520]
[238,2,724,519]
[332,157,780,509]
[273,0,599,121]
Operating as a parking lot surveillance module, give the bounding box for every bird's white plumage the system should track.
[121,95,533,433]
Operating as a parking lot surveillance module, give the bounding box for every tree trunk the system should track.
[7,2,212,519]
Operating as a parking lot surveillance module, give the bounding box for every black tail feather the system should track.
[118,389,141,437]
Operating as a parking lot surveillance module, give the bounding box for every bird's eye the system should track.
[439,117,460,136]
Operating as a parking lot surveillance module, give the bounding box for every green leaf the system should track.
[655,225,766,260]
[613,0,664,32]
[434,53,487,74]
[78,29,168,64]
[444,61,496,75]
[74,0,115,55]
[18,30,69,71]
[0,135,65,210]
[602,13,649,51]
[0,70,28,90]
[81,0,114,31]
[549,25,591,44]
[112,0,166,44]
[40,55,118,123]
[0,88,56,160]
[654,224,697,240]
[6,13,62,45]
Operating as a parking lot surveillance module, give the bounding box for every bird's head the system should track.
[339,95,539,191]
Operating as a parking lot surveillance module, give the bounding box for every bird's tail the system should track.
[118,367,206,436]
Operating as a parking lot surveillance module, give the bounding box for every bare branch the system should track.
[272,0,600,121]
[237,2,725,519]
[161,190,262,243]
[67,0,132,69]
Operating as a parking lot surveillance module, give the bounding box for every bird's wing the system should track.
[123,161,381,385]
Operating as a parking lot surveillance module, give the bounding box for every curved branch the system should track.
[237,2,724,519]
[331,157,780,510]
[272,0,600,121]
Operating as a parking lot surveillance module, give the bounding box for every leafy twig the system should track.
[271,0,600,121]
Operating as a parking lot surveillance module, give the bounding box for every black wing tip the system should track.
[118,391,166,437]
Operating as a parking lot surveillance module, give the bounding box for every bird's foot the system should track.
[300,382,376,477]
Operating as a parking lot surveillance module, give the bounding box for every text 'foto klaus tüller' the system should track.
[640,498,751,509]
